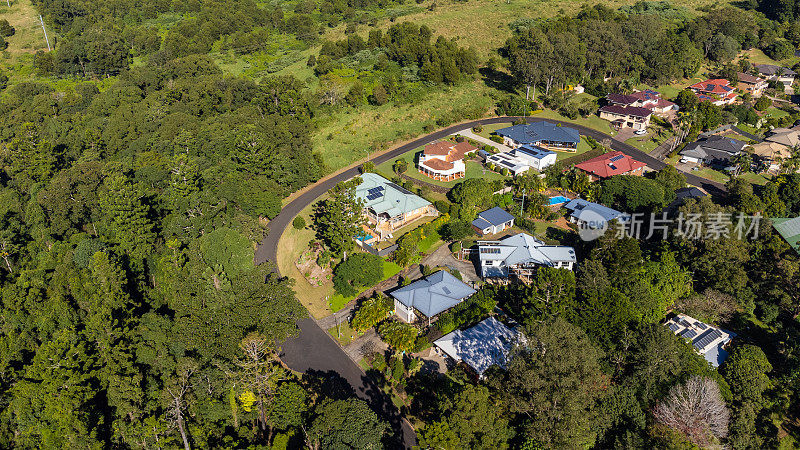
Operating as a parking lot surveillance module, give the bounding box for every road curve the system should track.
[256,116,728,449]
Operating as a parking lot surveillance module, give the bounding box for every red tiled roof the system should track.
[689,79,736,96]
[424,141,454,156]
[574,151,646,179]
[421,158,455,171]
[599,104,653,118]
[423,140,476,162]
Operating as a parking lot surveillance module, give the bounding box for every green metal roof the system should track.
[356,173,431,218]
[773,216,800,254]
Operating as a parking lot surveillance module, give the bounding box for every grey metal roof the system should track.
[563,198,625,223]
[680,136,745,163]
[471,217,492,230]
[477,207,515,227]
[389,270,476,318]
[756,64,797,76]
[434,317,522,376]
[495,122,580,145]
[478,232,576,277]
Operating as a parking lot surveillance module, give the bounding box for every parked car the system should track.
[634,129,647,135]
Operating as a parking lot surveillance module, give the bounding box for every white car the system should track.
[634,129,647,135]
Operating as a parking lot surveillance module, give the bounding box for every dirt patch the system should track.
[295,241,331,287]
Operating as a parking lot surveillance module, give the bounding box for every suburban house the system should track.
[679,135,747,168]
[472,207,515,236]
[485,143,557,176]
[665,313,735,367]
[773,216,800,254]
[389,270,476,324]
[564,198,627,229]
[356,173,438,240]
[478,232,577,280]
[418,140,476,181]
[574,151,647,181]
[605,90,679,115]
[494,122,581,151]
[737,72,767,97]
[751,125,800,172]
[688,79,737,105]
[755,64,796,91]
[665,187,708,212]
[598,104,652,131]
[433,317,524,378]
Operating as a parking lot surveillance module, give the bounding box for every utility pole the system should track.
[520,189,526,215]
[39,15,51,51]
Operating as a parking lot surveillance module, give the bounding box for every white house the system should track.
[478,232,576,280]
[486,144,557,176]
[434,317,524,378]
[471,207,515,236]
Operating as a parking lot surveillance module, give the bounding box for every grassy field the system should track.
[0,0,57,84]
[738,48,800,68]
[693,168,731,184]
[313,79,495,171]
[327,0,730,58]
[625,130,675,154]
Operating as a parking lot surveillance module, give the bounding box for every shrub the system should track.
[333,253,384,297]
[351,294,394,332]
[377,320,419,352]
[292,216,306,230]
[393,159,408,174]
[361,161,376,173]
[753,96,771,111]
[473,124,483,133]
[490,135,504,144]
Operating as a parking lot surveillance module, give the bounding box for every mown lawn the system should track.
[694,168,731,184]
[377,148,506,188]
[625,130,675,154]
[534,109,617,136]
[327,321,359,346]
[739,172,771,185]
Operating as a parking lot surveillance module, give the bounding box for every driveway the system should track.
[421,243,480,284]
[256,115,729,450]
[457,128,513,152]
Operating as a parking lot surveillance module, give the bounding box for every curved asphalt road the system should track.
[255,116,727,448]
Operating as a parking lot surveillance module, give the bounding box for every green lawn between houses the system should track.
[376,147,506,188]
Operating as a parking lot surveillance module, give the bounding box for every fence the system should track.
[357,240,398,257]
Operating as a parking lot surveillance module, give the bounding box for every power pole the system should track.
[39,15,51,51]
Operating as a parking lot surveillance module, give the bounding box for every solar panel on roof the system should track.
[680,329,697,339]
[610,154,625,162]
[608,164,617,170]
[695,322,708,330]
[693,329,722,350]
[500,160,515,168]
[442,287,451,295]
[668,322,680,332]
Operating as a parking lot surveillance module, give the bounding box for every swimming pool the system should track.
[355,232,372,242]
[548,196,569,205]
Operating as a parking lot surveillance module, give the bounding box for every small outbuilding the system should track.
[472,207,515,236]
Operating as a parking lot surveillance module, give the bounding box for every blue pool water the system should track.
[355,233,372,242]
[548,196,569,205]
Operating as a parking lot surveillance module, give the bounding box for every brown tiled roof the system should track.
[606,93,639,105]
[737,72,763,84]
[422,158,455,171]
[599,104,652,118]
[424,141,454,156]
[450,141,477,160]
[423,140,476,162]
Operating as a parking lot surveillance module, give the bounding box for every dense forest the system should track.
[2,0,800,447]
